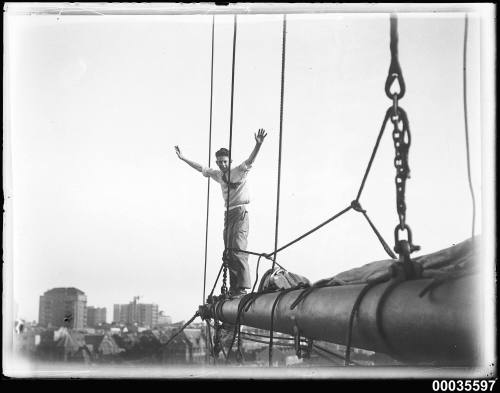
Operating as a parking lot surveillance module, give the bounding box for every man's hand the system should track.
[176,147,203,172]
[174,145,184,160]
[254,128,267,145]
[245,129,266,166]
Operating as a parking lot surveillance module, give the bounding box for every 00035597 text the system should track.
[432,380,497,392]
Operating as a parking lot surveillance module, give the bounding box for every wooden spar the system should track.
[206,274,479,365]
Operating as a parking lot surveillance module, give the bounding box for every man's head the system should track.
[215,148,231,172]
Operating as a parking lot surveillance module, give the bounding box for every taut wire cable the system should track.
[272,14,287,271]
[203,15,216,304]
[462,13,476,238]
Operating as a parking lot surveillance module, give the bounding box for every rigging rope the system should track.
[360,208,397,259]
[205,318,214,364]
[203,15,216,304]
[462,13,476,238]
[160,311,199,349]
[221,14,238,296]
[225,293,257,362]
[267,205,352,259]
[208,262,225,299]
[239,335,299,348]
[228,325,361,366]
[344,279,382,365]
[242,330,298,341]
[272,14,287,271]
[231,200,395,261]
[227,248,286,269]
[374,277,405,358]
[209,324,362,367]
[268,287,297,366]
[313,343,360,365]
[251,255,263,293]
[356,110,392,201]
[212,306,223,360]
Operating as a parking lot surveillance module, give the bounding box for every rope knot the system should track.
[350,200,366,213]
[262,253,273,260]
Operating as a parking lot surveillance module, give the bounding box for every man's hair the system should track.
[215,148,230,158]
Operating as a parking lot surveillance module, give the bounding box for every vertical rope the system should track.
[227,13,238,194]
[462,13,476,238]
[222,14,238,294]
[203,15,215,304]
[272,14,287,271]
[344,280,380,365]
[251,255,262,293]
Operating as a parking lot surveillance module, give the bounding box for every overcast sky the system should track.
[4,4,492,325]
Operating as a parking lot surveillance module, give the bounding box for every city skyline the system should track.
[19,290,177,326]
[33,286,172,326]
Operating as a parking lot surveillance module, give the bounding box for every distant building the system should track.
[157,311,172,326]
[113,305,122,324]
[113,297,158,328]
[84,333,123,360]
[31,327,91,363]
[38,287,87,329]
[87,306,107,327]
[161,327,206,364]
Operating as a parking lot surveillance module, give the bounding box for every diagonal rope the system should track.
[226,248,286,269]
[313,343,360,365]
[241,330,297,341]
[208,262,225,298]
[462,13,476,238]
[360,210,397,259]
[350,200,397,259]
[203,15,216,304]
[356,109,392,201]
[272,14,287,271]
[266,205,352,259]
[239,335,298,348]
[160,312,199,349]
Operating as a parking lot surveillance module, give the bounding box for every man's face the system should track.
[216,156,230,172]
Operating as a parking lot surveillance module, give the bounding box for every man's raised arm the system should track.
[175,145,203,172]
[245,128,267,167]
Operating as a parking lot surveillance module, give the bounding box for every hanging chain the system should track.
[221,250,229,296]
[386,14,420,267]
